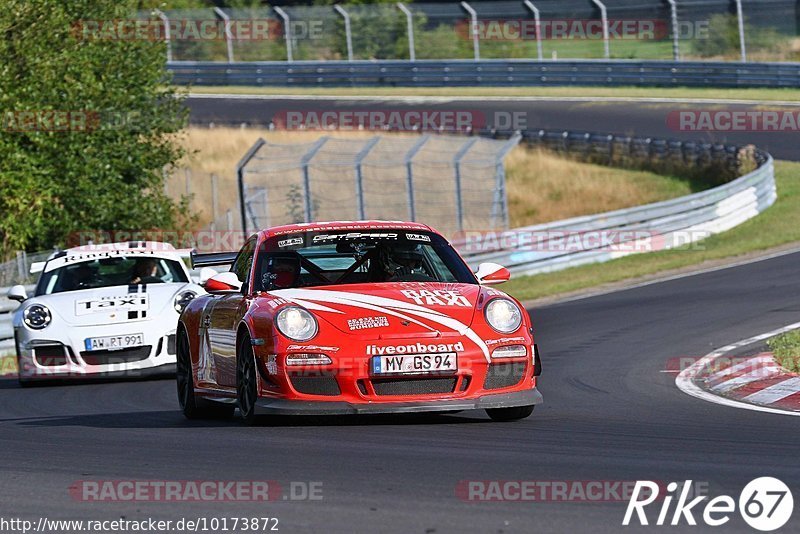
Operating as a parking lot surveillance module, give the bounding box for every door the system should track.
[208,237,256,388]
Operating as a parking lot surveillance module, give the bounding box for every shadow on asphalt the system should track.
[0,372,174,389]
[12,410,491,429]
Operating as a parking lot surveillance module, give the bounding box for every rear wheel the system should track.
[486,405,534,422]
[237,336,258,425]
[176,329,233,419]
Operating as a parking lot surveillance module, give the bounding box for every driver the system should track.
[262,255,300,290]
[377,243,430,281]
[130,258,162,284]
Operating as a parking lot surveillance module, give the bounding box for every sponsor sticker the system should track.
[406,233,431,242]
[75,294,148,316]
[286,344,340,353]
[278,237,303,248]
[485,336,527,346]
[312,232,398,243]
[401,289,471,307]
[366,341,465,356]
[347,316,390,331]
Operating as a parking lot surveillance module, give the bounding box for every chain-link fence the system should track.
[139,1,799,63]
[237,134,520,238]
[0,250,54,287]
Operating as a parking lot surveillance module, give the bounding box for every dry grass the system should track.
[173,127,692,229]
[505,148,692,227]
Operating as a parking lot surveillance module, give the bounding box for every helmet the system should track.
[379,242,425,277]
[262,254,300,290]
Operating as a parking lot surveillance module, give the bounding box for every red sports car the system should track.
[178,221,542,424]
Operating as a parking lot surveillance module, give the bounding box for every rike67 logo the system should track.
[623,478,793,531]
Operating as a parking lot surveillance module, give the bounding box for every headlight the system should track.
[485,298,522,334]
[174,291,197,313]
[275,306,318,342]
[23,304,51,330]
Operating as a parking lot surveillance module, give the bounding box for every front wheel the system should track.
[237,336,259,425]
[486,405,534,422]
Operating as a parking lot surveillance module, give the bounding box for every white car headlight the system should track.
[485,298,522,334]
[275,306,318,342]
[23,304,51,330]
[174,290,197,313]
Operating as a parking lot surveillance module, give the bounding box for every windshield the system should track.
[253,231,476,291]
[36,256,189,295]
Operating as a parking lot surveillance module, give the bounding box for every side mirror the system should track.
[204,272,243,292]
[7,285,28,302]
[475,263,511,285]
[198,267,218,285]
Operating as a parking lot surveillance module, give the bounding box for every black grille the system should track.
[33,345,68,366]
[80,346,152,365]
[289,375,341,396]
[372,377,457,396]
[167,334,176,355]
[483,363,526,390]
[459,376,471,391]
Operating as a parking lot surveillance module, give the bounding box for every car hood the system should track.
[269,282,483,339]
[29,283,199,327]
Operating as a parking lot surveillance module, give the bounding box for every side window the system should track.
[231,239,256,291]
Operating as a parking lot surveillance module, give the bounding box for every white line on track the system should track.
[676,322,800,417]
[188,93,800,107]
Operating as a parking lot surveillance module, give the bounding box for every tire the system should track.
[486,405,535,422]
[176,329,233,419]
[236,336,259,425]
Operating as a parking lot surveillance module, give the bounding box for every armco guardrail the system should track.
[168,59,800,88]
[0,285,34,349]
[458,131,775,276]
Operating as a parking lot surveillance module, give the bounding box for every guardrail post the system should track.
[211,174,219,230]
[184,168,192,197]
[213,7,235,62]
[236,138,266,232]
[154,10,172,63]
[353,137,380,219]
[493,133,521,229]
[453,138,479,232]
[403,135,430,221]
[16,251,25,282]
[273,6,293,62]
[590,0,610,59]
[300,137,330,222]
[460,2,480,61]
[397,3,416,61]
[523,1,543,61]
[334,5,354,61]
[734,0,747,62]
[665,0,680,61]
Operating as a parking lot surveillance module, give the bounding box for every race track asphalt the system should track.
[185,96,800,161]
[2,249,799,533]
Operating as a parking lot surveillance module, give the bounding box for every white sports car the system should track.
[9,242,204,384]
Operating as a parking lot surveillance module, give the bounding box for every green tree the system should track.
[0,0,188,257]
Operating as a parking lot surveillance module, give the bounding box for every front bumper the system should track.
[15,321,179,380]
[254,387,543,415]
